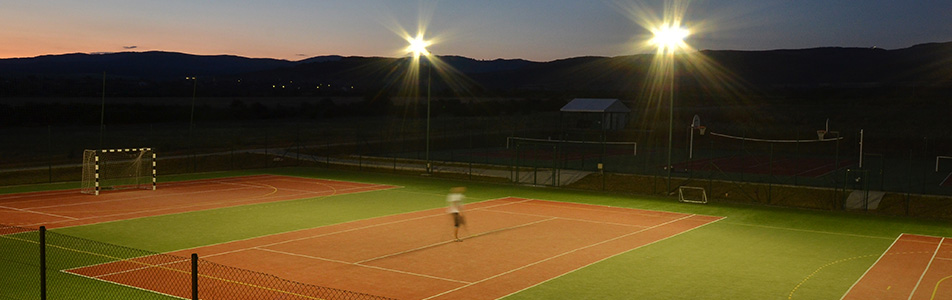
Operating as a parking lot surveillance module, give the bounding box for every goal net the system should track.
[678,186,708,204]
[81,148,156,195]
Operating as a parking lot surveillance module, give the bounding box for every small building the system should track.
[560,98,631,130]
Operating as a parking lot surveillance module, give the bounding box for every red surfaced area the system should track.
[844,234,952,300]
[42,181,723,300]
[0,175,395,228]
[151,197,722,300]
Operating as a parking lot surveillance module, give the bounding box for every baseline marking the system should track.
[421,213,700,300]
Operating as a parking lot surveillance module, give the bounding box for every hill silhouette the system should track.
[0,41,949,97]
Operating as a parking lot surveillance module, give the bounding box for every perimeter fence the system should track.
[0,224,396,300]
[2,99,951,219]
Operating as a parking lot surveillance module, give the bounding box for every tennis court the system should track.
[63,197,721,299]
[6,169,952,299]
[0,175,397,228]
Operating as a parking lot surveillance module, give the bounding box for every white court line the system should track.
[215,179,392,195]
[421,213,700,300]
[514,200,681,218]
[27,181,395,228]
[499,215,724,300]
[62,270,183,300]
[79,258,191,280]
[521,197,713,218]
[206,211,452,258]
[840,234,936,300]
[723,222,894,240]
[483,207,649,229]
[191,198,531,256]
[355,217,559,265]
[908,237,945,300]
[255,247,471,285]
[0,174,274,207]
[0,205,78,220]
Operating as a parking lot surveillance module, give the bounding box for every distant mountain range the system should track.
[1,41,949,97]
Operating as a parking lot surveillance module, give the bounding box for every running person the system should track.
[447,187,466,241]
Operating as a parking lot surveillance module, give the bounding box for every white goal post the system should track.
[678,186,708,204]
[81,148,156,195]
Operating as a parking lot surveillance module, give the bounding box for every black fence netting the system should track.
[2,102,952,219]
[0,224,396,300]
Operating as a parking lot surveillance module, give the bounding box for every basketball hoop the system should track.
[698,126,707,135]
[817,130,827,140]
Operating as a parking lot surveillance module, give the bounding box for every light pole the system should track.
[651,24,689,194]
[407,34,432,173]
[186,76,197,172]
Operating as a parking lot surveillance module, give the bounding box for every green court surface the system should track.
[2,167,950,299]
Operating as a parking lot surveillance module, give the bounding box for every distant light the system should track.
[650,25,689,53]
[406,34,431,57]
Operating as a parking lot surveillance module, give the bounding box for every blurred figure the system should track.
[447,187,466,241]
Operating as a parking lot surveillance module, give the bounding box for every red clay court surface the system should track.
[0,174,397,228]
[843,234,952,300]
[61,195,722,300]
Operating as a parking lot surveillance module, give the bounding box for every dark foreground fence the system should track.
[0,224,395,300]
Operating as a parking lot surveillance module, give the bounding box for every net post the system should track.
[151,149,157,190]
[94,153,100,195]
[40,226,47,300]
[191,253,199,300]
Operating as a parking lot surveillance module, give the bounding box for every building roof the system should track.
[560,98,631,113]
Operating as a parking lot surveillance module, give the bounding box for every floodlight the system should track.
[406,35,431,57]
[651,25,689,53]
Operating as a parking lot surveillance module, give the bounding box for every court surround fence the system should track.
[0,224,395,300]
[1,107,951,219]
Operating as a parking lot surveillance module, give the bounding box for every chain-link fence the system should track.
[2,98,951,219]
[1,224,395,300]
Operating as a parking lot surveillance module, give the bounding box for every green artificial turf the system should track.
[4,167,951,299]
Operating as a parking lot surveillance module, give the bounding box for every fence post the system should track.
[191,253,198,300]
[40,226,47,300]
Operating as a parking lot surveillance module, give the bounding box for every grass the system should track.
[4,167,951,299]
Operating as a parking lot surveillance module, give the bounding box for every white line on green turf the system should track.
[720,222,896,240]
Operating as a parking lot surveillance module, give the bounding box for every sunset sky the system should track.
[2,0,950,61]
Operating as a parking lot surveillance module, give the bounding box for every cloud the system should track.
[123,45,138,49]
[296,53,308,57]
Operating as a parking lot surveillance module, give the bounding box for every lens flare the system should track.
[650,25,690,54]
[406,34,431,58]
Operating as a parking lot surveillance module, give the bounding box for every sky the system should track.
[2,0,950,62]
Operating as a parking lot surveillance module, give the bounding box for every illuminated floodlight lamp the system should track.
[405,32,433,173]
[406,34,431,58]
[650,24,689,53]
